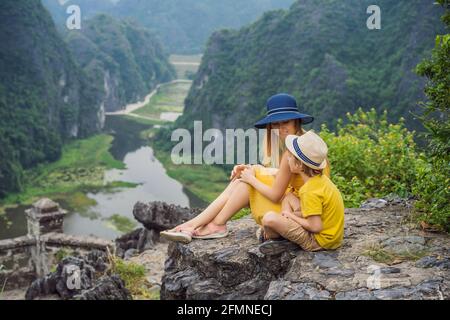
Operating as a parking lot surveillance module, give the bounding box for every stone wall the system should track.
[0,199,113,291]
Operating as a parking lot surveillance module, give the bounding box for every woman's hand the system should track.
[239,166,256,185]
[230,164,248,181]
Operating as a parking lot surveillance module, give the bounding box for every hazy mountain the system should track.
[42,0,295,53]
[176,0,445,132]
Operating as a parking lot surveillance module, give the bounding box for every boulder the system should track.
[133,201,201,233]
[75,274,132,300]
[115,202,202,257]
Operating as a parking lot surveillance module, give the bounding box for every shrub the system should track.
[320,108,423,207]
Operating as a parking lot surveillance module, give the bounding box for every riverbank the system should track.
[0,55,214,226]
[0,134,136,216]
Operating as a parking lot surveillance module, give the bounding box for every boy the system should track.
[259,131,344,254]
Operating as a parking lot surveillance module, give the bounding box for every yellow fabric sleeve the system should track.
[300,191,323,217]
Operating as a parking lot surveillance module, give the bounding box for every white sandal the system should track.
[160,229,193,243]
[192,227,229,240]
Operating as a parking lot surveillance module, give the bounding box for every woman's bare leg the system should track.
[174,179,244,231]
[194,181,250,235]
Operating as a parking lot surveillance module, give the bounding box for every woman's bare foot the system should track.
[193,222,227,237]
[173,223,195,233]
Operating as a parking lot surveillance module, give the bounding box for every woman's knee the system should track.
[231,180,250,198]
[262,212,279,227]
[224,179,240,197]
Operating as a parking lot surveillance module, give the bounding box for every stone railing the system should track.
[0,199,113,291]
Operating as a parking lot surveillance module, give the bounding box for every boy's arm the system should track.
[282,212,323,233]
[239,152,292,202]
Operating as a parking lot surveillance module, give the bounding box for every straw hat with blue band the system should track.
[254,93,314,129]
[285,131,328,170]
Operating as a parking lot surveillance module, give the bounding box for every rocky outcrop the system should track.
[133,201,201,232]
[116,201,201,258]
[75,275,132,300]
[25,250,130,300]
[161,201,449,300]
[115,227,154,259]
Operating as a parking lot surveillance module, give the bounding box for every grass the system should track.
[232,207,251,221]
[55,248,72,263]
[108,255,158,300]
[0,134,135,211]
[363,243,428,265]
[151,146,229,203]
[121,115,167,126]
[132,82,190,120]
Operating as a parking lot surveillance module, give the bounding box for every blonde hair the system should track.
[299,160,323,177]
[260,119,305,168]
[289,151,329,177]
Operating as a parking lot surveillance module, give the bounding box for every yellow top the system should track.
[297,174,345,249]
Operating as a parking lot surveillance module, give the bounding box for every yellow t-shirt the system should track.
[297,175,345,249]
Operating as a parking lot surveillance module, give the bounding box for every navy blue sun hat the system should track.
[254,93,314,129]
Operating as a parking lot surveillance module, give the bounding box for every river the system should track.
[0,116,205,241]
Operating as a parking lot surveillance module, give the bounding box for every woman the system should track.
[160,93,330,243]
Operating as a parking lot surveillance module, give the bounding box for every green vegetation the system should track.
[321,107,448,231]
[232,208,251,221]
[116,77,232,205]
[55,249,72,263]
[413,0,450,231]
[132,82,190,120]
[105,214,137,234]
[121,115,166,127]
[0,134,134,212]
[0,0,103,197]
[151,147,229,203]
[321,109,422,208]
[175,0,445,134]
[363,243,428,265]
[65,14,175,112]
[109,256,158,300]
[43,0,295,53]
